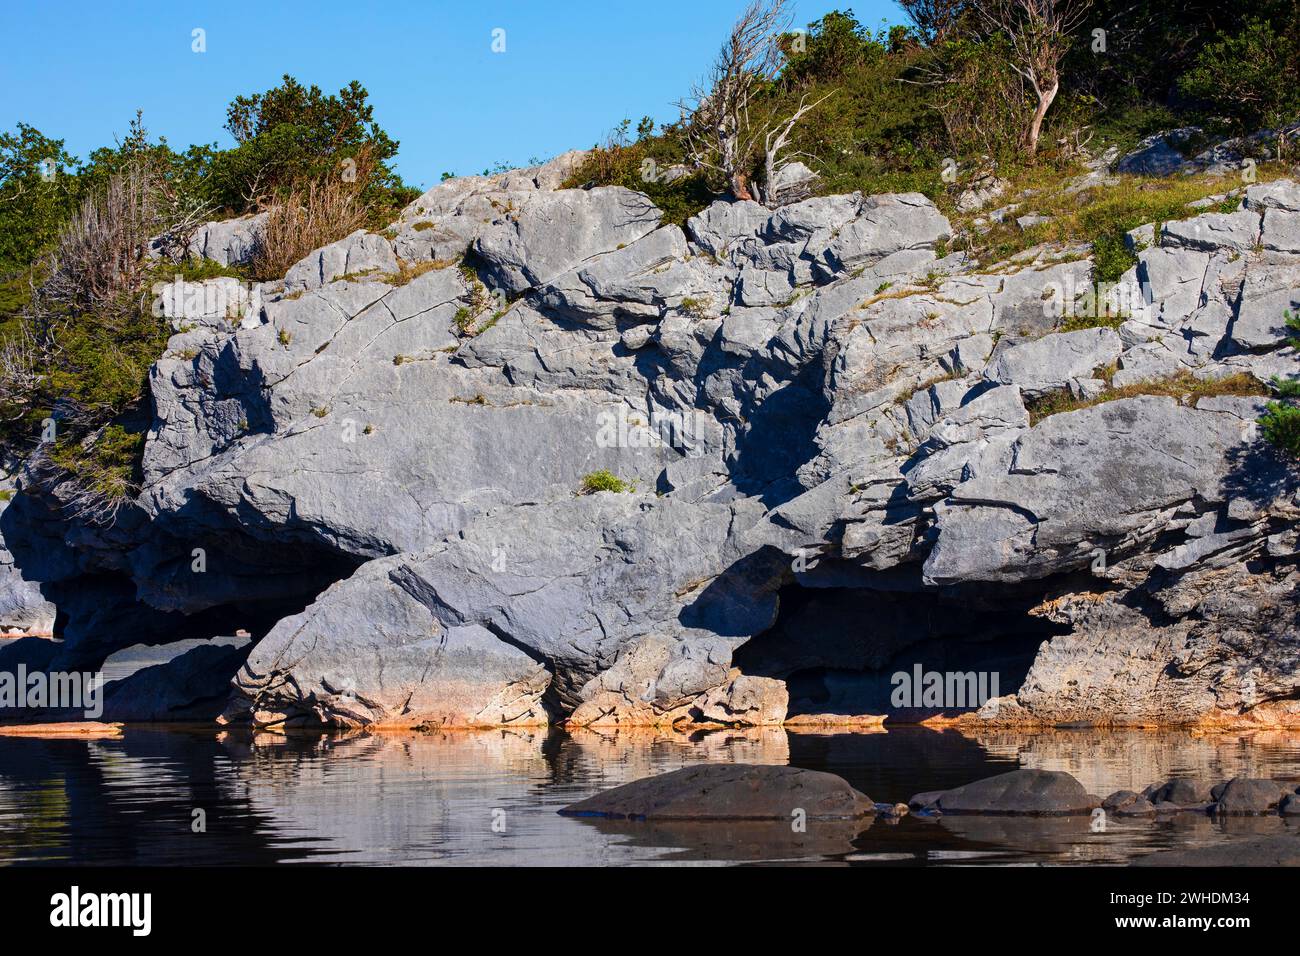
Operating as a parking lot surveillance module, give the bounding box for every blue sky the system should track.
[0,0,905,191]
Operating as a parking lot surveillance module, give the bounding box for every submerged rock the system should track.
[911,769,1098,816]
[1211,777,1292,815]
[558,763,875,820]
[1146,778,1212,807]
[1102,790,1156,816]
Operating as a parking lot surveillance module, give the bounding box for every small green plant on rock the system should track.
[679,296,709,318]
[579,469,632,494]
[1259,312,1300,459]
[47,424,146,521]
[1260,397,1300,457]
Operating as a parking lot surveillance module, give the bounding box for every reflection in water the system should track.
[0,725,1298,865]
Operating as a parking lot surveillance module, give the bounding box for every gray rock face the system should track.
[691,675,789,726]
[1246,179,1300,213]
[686,191,950,297]
[283,229,399,293]
[956,174,1008,213]
[913,769,1098,816]
[1231,260,1300,350]
[924,396,1266,585]
[985,328,1122,398]
[102,642,251,722]
[474,187,663,297]
[1115,128,1202,177]
[766,161,819,206]
[533,225,730,327]
[814,193,951,278]
[558,763,875,820]
[228,494,775,727]
[1161,210,1260,253]
[0,487,55,636]
[1115,125,1297,180]
[154,213,266,266]
[229,556,553,729]
[9,168,1300,731]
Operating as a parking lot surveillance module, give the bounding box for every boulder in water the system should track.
[559,763,875,821]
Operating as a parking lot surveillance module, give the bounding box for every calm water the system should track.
[1,725,1299,866]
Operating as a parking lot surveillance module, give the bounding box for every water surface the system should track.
[1,725,1298,865]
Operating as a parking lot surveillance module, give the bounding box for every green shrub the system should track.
[210,75,412,217]
[48,423,147,516]
[1270,375,1300,399]
[1178,19,1300,133]
[567,13,946,212]
[1059,311,1126,333]
[579,469,631,494]
[165,258,249,282]
[1284,309,1300,346]
[1091,232,1138,284]
[562,135,714,228]
[1260,401,1300,457]
[0,124,81,275]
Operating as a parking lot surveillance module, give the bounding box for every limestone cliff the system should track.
[3,152,1298,731]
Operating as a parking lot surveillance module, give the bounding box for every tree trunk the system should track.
[730,170,755,202]
[1023,78,1059,158]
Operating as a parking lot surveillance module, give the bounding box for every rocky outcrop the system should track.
[150,213,267,267]
[0,498,55,637]
[1115,123,1300,178]
[5,152,1300,730]
[226,495,773,728]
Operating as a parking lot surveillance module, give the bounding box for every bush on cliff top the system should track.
[0,80,419,517]
[573,4,1300,213]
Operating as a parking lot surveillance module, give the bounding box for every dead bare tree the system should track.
[758,89,834,204]
[973,0,1092,158]
[39,157,163,311]
[0,317,42,416]
[11,149,207,526]
[679,0,789,201]
[679,0,829,205]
